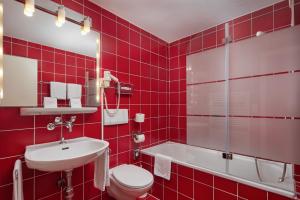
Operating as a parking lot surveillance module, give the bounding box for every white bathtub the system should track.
[141,142,295,198]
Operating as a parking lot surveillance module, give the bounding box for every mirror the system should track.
[0,0,100,107]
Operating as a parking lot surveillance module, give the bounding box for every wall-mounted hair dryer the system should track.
[103,71,119,88]
[102,71,120,116]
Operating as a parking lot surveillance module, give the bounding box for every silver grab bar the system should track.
[278,163,287,182]
[255,158,287,183]
[255,158,263,182]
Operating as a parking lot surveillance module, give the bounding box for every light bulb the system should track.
[55,6,65,27]
[0,68,3,79]
[81,17,91,35]
[24,0,35,17]
[96,38,100,103]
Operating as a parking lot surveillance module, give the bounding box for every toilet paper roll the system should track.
[135,113,145,123]
[134,134,145,143]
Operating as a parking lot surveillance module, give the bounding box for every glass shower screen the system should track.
[186,45,227,151]
[228,25,300,164]
[186,23,300,197]
[187,25,300,164]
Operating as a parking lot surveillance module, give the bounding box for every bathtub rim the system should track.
[141,141,296,199]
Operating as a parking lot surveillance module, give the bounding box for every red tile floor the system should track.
[146,195,160,200]
[106,194,160,200]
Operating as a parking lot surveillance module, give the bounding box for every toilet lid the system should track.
[112,164,153,189]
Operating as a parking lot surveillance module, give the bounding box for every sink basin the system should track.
[25,137,109,172]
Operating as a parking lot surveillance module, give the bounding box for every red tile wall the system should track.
[0,0,168,199]
[141,154,296,200]
[0,0,299,200]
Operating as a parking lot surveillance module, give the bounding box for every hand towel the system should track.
[50,82,66,99]
[67,83,82,99]
[154,153,172,180]
[94,148,110,191]
[13,159,24,200]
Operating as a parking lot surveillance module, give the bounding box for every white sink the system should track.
[25,137,109,172]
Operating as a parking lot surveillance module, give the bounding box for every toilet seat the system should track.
[111,164,153,189]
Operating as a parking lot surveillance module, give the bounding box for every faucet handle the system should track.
[54,117,62,123]
[47,123,56,131]
[70,116,76,122]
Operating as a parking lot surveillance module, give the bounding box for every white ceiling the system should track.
[91,0,282,43]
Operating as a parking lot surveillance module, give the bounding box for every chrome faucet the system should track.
[64,116,76,133]
[47,117,63,130]
[59,137,67,145]
[47,116,77,144]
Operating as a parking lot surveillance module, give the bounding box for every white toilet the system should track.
[107,164,154,200]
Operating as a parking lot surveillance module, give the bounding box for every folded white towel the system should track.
[13,159,24,200]
[94,148,110,191]
[67,83,82,99]
[154,153,172,180]
[50,82,66,100]
[69,98,82,108]
[43,97,57,108]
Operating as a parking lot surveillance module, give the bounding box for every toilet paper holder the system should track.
[132,131,143,141]
[132,131,144,160]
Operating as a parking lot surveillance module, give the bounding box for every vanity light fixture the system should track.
[96,38,100,102]
[0,1,3,100]
[24,0,35,17]
[55,5,65,27]
[81,17,91,35]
